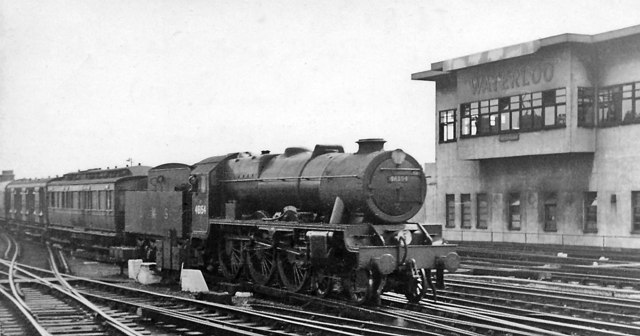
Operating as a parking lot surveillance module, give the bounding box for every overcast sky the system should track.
[2,0,640,178]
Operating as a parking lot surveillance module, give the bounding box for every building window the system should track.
[439,109,456,143]
[598,86,622,126]
[476,193,488,229]
[622,82,640,124]
[578,87,595,127]
[461,194,471,228]
[597,81,640,127]
[584,192,597,233]
[632,192,640,233]
[544,192,557,232]
[460,88,565,138]
[460,102,478,136]
[508,193,521,230]
[542,89,566,127]
[445,194,455,228]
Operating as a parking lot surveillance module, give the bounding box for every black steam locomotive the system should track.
[1,139,458,304]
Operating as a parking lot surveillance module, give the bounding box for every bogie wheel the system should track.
[311,267,332,297]
[405,268,428,303]
[218,237,246,280]
[343,268,373,305]
[246,240,276,285]
[276,246,310,292]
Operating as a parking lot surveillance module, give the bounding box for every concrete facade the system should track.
[413,26,640,249]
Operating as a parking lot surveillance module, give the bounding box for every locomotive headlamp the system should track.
[391,149,406,165]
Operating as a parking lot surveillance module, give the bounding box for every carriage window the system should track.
[461,194,471,228]
[80,191,86,209]
[65,192,73,208]
[632,192,640,233]
[106,190,113,210]
[439,109,456,143]
[584,192,597,233]
[508,193,521,230]
[477,193,488,229]
[445,194,455,228]
[86,191,93,209]
[544,193,557,232]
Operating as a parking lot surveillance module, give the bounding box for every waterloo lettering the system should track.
[469,63,554,95]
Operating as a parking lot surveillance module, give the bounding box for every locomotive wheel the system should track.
[343,268,373,305]
[311,267,332,297]
[246,241,276,285]
[218,238,246,280]
[405,268,428,303]
[276,247,310,292]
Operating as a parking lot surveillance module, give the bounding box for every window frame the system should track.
[508,193,521,231]
[459,88,566,138]
[476,193,488,229]
[632,191,640,233]
[584,192,598,233]
[543,192,558,232]
[578,87,595,127]
[598,85,622,127]
[461,194,471,229]
[439,109,457,143]
[445,194,455,228]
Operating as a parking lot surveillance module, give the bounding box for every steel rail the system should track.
[7,261,375,336]
[413,296,636,336]
[381,293,562,336]
[249,302,442,336]
[445,277,640,312]
[0,234,51,336]
[251,283,484,336]
[75,283,369,336]
[432,289,640,335]
[46,244,145,336]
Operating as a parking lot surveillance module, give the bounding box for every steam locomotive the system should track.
[1,138,458,304]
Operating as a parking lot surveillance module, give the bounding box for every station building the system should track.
[413,25,640,250]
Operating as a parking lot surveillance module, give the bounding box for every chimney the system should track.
[356,138,386,154]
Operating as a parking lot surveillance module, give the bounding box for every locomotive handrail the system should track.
[220,174,359,183]
[378,167,422,171]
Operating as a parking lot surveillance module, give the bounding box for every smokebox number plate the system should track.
[388,175,409,183]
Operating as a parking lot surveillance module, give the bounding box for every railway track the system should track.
[6,232,640,335]
[252,283,559,336]
[0,234,151,336]
[252,273,640,336]
[458,246,640,289]
[422,275,640,336]
[3,238,430,335]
